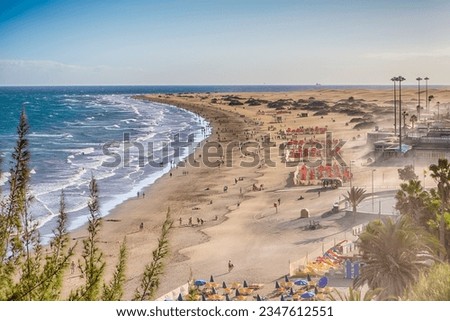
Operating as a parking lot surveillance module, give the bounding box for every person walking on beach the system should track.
[137,191,140,198]
[142,192,145,198]
[318,191,321,197]
[228,260,234,272]
[278,198,281,206]
[70,261,75,274]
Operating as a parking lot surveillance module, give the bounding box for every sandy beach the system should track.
[62,88,450,299]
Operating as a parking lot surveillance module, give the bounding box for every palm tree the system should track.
[355,216,438,299]
[395,179,433,226]
[429,158,450,259]
[410,114,418,129]
[343,187,367,222]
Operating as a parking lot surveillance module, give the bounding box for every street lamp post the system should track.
[416,77,422,120]
[391,77,398,135]
[372,169,376,212]
[424,77,429,112]
[398,76,406,152]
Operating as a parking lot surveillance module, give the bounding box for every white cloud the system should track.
[364,47,450,60]
[0,59,88,71]
[0,59,143,85]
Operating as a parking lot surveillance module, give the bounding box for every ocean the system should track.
[0,85,393,240]
[1,86,214,241]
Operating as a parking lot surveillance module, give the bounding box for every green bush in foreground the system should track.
[405,263,450,301]
[0,111,171,300]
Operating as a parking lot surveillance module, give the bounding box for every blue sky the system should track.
[1,0,450,85]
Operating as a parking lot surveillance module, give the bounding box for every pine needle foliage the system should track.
[0,110,32,300]
[102,239,127,301]
[134,209,173,301]
[1,110,30,266]
[69,177,106,301]
[37,191,74,300]
[0,112,172,301]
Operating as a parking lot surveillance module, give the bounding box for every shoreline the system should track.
[35,97,211,243]
[63,88,443,299]
[63,94,253,297]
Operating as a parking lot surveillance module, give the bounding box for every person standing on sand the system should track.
[142,192,145,198]
[137,191,140,198]
[70,261,75,274]
[228,260,234,272]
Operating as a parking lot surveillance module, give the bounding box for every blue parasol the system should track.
[301,291,315,299]
[317,276,328,288]
[294,279,308,286]
[194,279,206,286]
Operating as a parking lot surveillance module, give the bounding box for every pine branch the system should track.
[35,190,74,300]
[69,176,105,301]
[101,239,127,301]
[3,110,31,262]
[134,209,173,301]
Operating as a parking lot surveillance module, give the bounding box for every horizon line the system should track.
[1,84,449,88]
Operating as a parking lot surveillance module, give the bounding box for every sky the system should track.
[1,0,450,85]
